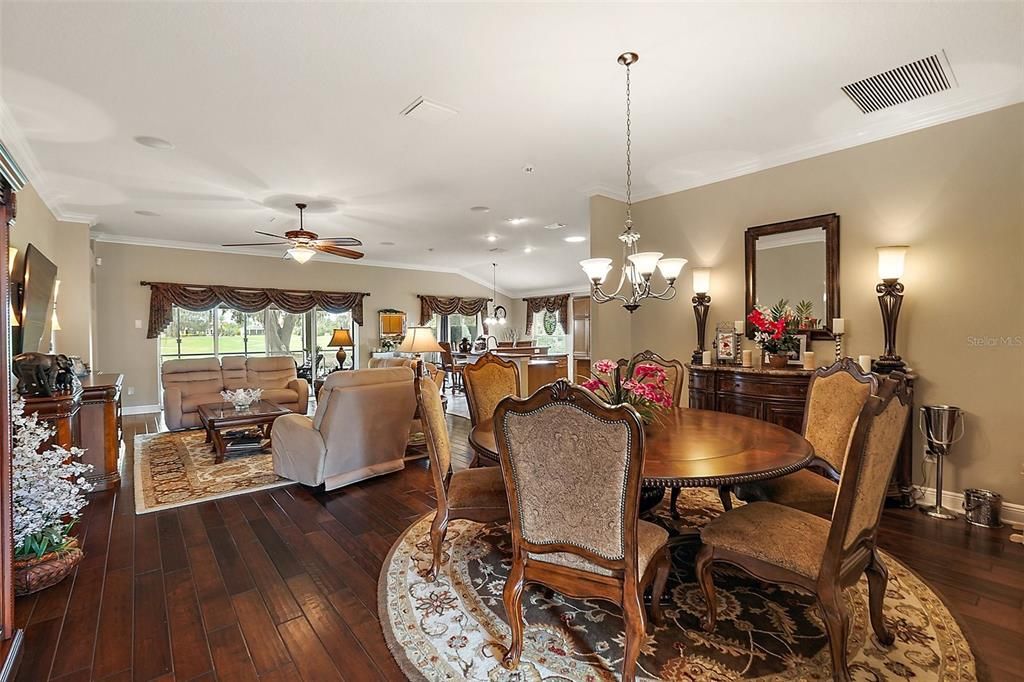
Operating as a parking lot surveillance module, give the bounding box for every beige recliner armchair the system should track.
[366,356,446,439]
[271,367,416,490]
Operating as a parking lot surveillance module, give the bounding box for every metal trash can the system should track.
[962,488,1003,528]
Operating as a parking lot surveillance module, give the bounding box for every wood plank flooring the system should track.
[13,400,1024,681]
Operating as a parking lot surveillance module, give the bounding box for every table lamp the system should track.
[691,268,712,364]
[327,328,354,370]
[872,246,908,373]
[399,326,444,376]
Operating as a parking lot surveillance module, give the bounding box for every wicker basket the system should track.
[13,538,83,596]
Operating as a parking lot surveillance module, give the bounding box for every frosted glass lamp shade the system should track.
[287,246,316,264]
[580,258,613,284]
[627,251,663,277]
[692,267,711,294]
[656,258,687,282]
[399,326,444,354]
[876,246,908,280]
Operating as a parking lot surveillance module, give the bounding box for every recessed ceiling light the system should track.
[523,246,533,254]
[134,210,160,217]
[133,135,174,150]
[486,234,498,242]
[543,222,567,230]
[564,236,587,243]
[379,241,395,246]
[505,217,527,225]
[522,165,535,174]
[470,206,490,213]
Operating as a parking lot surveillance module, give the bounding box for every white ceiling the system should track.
[1,2,1021,295]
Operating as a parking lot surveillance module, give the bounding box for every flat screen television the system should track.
[15,244,57,355]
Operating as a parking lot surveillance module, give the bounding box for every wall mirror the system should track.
[744,213,839,340]
[378,308,407,339]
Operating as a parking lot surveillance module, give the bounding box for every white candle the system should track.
[858,355,872,373]
[742,349,753,367]
[832,318,845,335]
[734,320,744,333]
[702,350,712,365]
[802,351,815,370]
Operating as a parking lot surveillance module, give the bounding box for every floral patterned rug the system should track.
[379,489,976,681]
[133,430,291,514]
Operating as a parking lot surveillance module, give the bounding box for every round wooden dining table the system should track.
[468,407,815,511]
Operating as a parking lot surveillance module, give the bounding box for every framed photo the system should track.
[715,330,738,362]
[787,334,809,366]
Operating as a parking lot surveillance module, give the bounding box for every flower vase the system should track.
[766,353,789,369]
[14,538,83,596]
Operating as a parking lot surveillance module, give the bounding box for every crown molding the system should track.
[90,231,515,297]
[516,284,590,300]
[588,89,1024,204]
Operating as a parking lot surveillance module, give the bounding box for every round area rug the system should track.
[379,489,976,681]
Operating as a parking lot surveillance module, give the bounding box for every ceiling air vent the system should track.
[400,96,458,122]
[841,53,955,114]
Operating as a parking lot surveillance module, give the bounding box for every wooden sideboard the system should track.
[686,363,915,506]
[23,388,83,451]
[79,373,124,491]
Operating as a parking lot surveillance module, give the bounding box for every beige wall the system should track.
[8,184,93,364]
[591,103,1024,504]
[588,194,633,362]
[93,242,516,407]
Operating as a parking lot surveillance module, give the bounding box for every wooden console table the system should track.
[79,373,124,491]
[686,363,915,507]
[23,388,83,451]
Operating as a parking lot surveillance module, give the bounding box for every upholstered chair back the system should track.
[161,357,224,396]
[415,375,452,497]
[803,360,876,472]
[368,357,444,390]
[826,374,911,557]
[622,350,684,407]
[221,356,248,389]
[463,353,520,426]
[245,356,298,389]
[495,381,645,574]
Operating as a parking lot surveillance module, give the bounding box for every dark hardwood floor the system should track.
[13,403,1023,681]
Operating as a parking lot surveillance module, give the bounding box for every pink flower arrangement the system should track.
[581,359,673,425]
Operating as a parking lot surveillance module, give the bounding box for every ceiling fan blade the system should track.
[314,236,363,246]
[221,241,289,247]
[254,230,292,240]
[313,244,364,260]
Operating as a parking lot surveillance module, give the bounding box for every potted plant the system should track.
[748,300,801,369]
[12,398,92,596]
[581,359,673,426]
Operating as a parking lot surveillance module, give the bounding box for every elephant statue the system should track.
[13,352,79,397]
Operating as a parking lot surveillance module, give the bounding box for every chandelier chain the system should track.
[625,60,632,225]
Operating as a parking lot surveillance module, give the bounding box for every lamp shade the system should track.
[327,328,353,347]
[691,267,711,294]
[656,257,687,282]
[579,258,613,284]
[627,251,663,277]
[876,246,908,280]
[399,326,444,354]
[287,246,316,264]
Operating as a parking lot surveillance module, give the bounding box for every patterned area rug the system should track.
[134,430,291,514]
[380,489,976,681]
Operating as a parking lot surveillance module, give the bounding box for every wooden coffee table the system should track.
[197,400,291,464]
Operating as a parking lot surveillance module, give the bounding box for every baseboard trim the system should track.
[912,486,1024,525]
[122,404,161,416]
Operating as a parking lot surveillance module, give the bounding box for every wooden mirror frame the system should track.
[744,213,840,340]
[378,308,407,339]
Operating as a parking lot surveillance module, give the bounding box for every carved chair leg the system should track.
[866,547,895,646]
[718,485,733,512]
[818,588,852,682]
[695,544,717,633]
[621,583,646,682]
[648,549,670,628]
[501,561,527,671]
[426,511,449,582]
[669,487,681,519]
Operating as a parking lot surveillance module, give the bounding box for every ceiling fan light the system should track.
[627,251,663,277]
[287,246,316,264]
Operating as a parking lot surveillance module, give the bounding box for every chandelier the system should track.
[483,262,507,326]
[579,52,687,312]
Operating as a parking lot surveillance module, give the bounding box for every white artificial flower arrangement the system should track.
[12,397,92,559]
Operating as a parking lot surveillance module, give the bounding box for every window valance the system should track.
[523,294,570,334]
[418,295,490,326]
[142,281,368,339]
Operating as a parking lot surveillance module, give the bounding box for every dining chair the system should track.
[414,375,509,581]
[463,352,520,467]
[493,380,671,682]
[437,341,464,393]
[730,358,878,518]
[696,373,911,682]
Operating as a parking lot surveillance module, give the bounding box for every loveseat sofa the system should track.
[161,356,309,430]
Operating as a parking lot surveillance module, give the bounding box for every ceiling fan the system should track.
[222,202,364,263]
